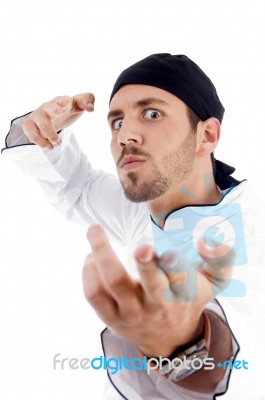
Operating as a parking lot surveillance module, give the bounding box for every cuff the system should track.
[2,112,32,151]
[100,328,214,400]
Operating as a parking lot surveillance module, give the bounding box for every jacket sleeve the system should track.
[1,114,147,246]
[100,300,238,400]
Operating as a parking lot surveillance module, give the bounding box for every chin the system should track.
[122,183,167,203]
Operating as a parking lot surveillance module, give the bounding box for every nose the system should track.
[117,118,143,146]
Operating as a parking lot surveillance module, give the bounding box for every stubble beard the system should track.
[120,131,197,203]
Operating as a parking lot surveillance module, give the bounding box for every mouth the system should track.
[120,156,146,170]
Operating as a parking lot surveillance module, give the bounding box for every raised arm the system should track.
[2,94,146,246]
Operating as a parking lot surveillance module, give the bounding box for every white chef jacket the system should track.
[2,115,265,399]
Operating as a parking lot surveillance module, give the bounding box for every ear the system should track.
[196,118,221,157]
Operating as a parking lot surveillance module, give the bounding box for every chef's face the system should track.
[108,84,197,203]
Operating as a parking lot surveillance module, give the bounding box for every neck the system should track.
[148,165,222,229]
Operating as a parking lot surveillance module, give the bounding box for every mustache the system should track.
[117,146,150,167]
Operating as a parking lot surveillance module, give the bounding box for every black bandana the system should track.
[110,53,225,122]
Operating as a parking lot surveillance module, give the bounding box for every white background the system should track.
[0,1,264,399]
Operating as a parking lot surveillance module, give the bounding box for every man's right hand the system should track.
[23,93,95,149]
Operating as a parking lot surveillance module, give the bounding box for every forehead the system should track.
[109,84,186,111]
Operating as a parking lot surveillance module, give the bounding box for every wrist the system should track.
[167,313,206,360]
[148,312,211,383]
[138,312,206,359]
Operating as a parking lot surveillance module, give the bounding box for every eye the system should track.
[112,118,123,130]
[144,109,162,120]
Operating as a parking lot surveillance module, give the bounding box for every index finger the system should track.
[86,224,137,298]
[44,93,95,116]
[72,92,95,112]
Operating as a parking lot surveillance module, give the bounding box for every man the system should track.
[2,54,265,399]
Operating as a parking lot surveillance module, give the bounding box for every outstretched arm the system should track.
[83,224,234,395]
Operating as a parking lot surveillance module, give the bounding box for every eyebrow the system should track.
[107,97,170,120]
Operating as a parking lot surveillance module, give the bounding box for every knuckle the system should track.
[159,251,181,273]
[152,307,168,323]
[28,130,40,141]
[108,272,127,289]
[37,118,51,133]
[55,95,69,101]
[54,95,70,107]
[151,286,164,300]
[124,314,144,328]
[87,92,95,102]
[84,288,101,304]
[91,239,104,252]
